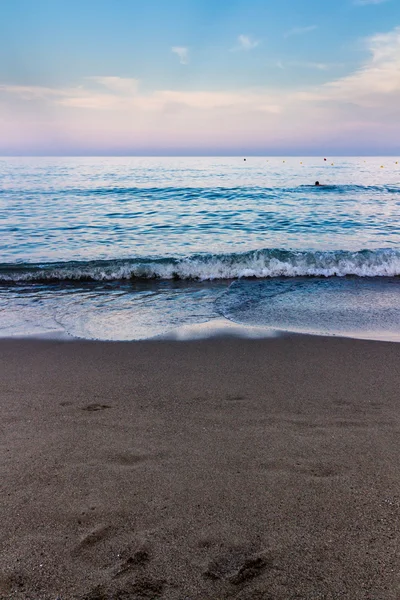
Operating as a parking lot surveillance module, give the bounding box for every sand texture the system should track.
[1,335,400,599]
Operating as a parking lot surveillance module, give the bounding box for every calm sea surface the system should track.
[1,156,400,340]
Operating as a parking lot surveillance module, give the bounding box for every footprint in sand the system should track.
[226,394,246,402]
[81,403,111,412]
[110,452,167,466]
[113,549,150,579]
[204,549,271,585]
[75,524,112,553]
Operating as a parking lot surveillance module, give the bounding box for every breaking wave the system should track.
[1,248,400,283]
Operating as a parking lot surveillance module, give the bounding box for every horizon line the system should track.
[1,154,399,158]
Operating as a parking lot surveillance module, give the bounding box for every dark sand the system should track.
[1,335,400,599]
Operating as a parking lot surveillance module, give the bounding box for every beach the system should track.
[1,334,400,599]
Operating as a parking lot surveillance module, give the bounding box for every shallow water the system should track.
[1,156,399,340]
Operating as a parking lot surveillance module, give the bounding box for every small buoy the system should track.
[380,165,384,168]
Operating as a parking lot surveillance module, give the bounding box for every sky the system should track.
[0,0,399,155]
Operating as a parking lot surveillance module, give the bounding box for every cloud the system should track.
[276,60,332,70]
[2,28,400,113]
[236,35,260,50]
[0,84,69,99]
[89,76,139,94]
[172,46,189,64]
[1,27,400,153]
[322,27,400,104]
[354,0,390,5]
[284,25,317,38]
[0,78,282,114]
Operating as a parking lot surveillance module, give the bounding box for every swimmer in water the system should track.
[315,181,320,186]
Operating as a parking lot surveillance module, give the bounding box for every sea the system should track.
[1,156,400,341]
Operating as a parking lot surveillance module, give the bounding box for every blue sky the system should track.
[0,0,399,154]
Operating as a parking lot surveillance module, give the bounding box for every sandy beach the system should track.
[1,334,400,599]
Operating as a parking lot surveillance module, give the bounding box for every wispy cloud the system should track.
[354,0,390,5]
[1,27,400,152]
[322,27,400,103]
[90,76,139,94]
[0,78,282,113]
[276,60,333,70]
[2,28,400,112]
[236,35,260,50]
[284,25,317,38]
[172,46,189,64]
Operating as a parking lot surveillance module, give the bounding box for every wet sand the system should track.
[1,335,400,599]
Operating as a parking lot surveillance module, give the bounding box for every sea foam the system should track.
[1,248,400,283]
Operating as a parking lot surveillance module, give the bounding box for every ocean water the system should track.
[1,156,400,341]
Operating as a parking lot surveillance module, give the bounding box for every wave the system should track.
[2,183,400,197]
[1,248,400,283]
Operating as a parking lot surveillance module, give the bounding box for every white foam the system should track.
[1,248,400,282]
[157,319,279,341]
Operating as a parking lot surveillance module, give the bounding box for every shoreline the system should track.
[2,321,400,344]
[1,335,400,598]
